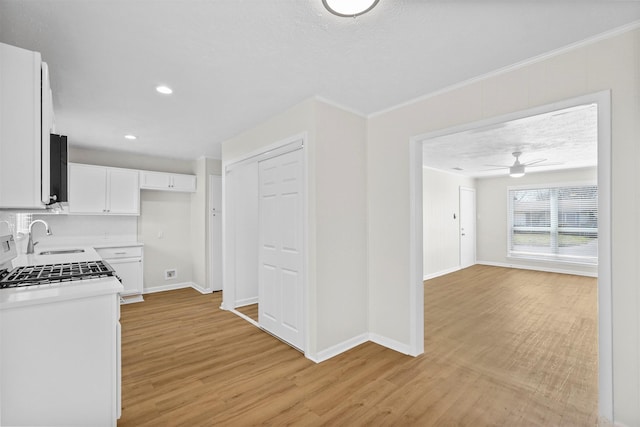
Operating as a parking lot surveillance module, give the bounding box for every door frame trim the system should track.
[409,90,612,421]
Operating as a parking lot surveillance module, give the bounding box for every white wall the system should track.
[367,27,640,424]
[423,168,475,278]
[314,100,368,352]
[221,98,368,359]
[476,167,597,276]
[70,146,194,174]
[222,99,316,161]
[0,212,138,254]
[138,190,193,288]
[189,157,223,291]
[68,147,221,292]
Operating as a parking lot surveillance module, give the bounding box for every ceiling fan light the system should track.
[509,164,525,178]
[322,0,380,17]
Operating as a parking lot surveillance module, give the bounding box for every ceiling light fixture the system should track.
[156,85,173,95]
[322,0,380,17]
[509,164,525,178]
[124,134,137,140]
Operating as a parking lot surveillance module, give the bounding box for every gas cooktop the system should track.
[0,260,117,288]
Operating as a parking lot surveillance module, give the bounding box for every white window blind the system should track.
[508,184,598,263]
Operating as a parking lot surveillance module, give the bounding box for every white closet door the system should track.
[459,186,476,268]
[258,148,304,350]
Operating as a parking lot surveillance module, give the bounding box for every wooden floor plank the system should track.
[118,265,597,426]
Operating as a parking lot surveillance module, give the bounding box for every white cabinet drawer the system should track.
[96,246,142,259]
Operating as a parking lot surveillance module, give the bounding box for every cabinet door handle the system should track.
[114,252,127,255]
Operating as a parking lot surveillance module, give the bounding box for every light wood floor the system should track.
[118,265,597,426]
[236,302,258,322]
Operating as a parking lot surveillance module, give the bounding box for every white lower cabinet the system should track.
[0,290,121,426]
[97,245,144,301]
[69,163,140,215]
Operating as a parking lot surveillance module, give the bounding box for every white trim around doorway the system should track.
[409,90,612,422]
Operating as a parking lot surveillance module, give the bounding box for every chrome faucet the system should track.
[26,220,52,254]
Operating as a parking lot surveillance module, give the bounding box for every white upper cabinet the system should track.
[69,164,106,213]
[68,163,139,215]
[0,42,53,209]
[108,169,140,214]
[169,173,196,191]
[140,171,196,192]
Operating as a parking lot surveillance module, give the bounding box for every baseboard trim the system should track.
[303,333,417,364]
[477,260,598,277]
[369,333,412,355]
[229,308,260,327]
[235,297,258,307]
[191,283,213,294]
[423,266,461,281]
[309,333,370,364]
[143,282,193,294]
[120,294,144,304]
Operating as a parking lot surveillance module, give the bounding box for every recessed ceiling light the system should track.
[124,134,137,140]
[156,85,173,95]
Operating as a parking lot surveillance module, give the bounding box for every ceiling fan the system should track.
[485,151,559,178]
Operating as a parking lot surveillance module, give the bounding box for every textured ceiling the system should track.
[422,103,597,178]
[0,1,638,160]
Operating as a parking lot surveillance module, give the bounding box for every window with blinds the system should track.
[508,184,598,263]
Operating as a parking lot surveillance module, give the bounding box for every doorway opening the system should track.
[410,90,611,420]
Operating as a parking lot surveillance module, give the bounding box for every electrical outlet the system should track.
[164,269,177,280]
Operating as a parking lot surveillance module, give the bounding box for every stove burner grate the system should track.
[0,260,116,288]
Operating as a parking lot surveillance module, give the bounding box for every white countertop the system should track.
[12,245,102,267]
[0,277,123,309]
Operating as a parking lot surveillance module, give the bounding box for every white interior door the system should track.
[209,175,223,292]
[460,186,476,268]
[258,148,304,350]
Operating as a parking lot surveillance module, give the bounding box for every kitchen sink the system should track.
[38,249,85,255]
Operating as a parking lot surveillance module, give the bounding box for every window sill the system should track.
[507,254,598,267]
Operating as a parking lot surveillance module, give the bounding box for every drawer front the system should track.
[96,246,143,259]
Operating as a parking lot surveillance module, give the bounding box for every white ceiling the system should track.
[422,103,598,178]
[0,1,638,160]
